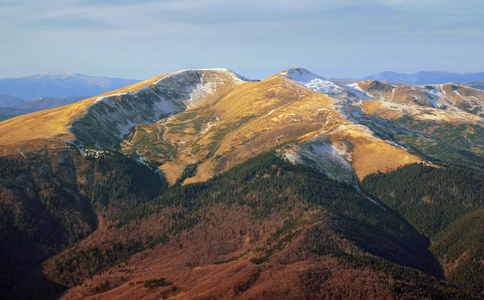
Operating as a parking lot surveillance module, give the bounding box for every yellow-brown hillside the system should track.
[0,68,424,183]
[356,80,393,100]
[326,125,421,180]
[0,73,168,155]
[144,75,420,184]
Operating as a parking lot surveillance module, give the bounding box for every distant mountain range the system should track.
[333,71,484,86]
[1,71,482,115]
[0,96,89,121]
[0,72,140,121]
[0,72,140,104]
[0,94,25,107]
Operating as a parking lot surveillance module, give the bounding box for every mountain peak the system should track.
[163,68,250,83]
[34,71,79,79]
[278,67,326,82]
[275,67,372,100]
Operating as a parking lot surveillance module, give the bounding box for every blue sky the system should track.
[1,0,483,80]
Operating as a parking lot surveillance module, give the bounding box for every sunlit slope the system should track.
[0,69,245,155]
[122,72,420,184]
[0,74,167,154]
[356,80,484,117]
[69,69,246,149]
[0,99,89,153]
[354,80,484,164]
[123,77,321,183]
[4,67,483,185]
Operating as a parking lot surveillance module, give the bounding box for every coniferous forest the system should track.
[361,163,484,295]
[2,148,484,298]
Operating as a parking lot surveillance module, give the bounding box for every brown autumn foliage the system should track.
[49,204,397,300]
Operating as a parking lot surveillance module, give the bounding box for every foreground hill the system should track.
[42,152,452,299]
[1,149,482,299]
[1,68,484,299]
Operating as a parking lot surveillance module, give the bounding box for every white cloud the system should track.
[0,0,483,79]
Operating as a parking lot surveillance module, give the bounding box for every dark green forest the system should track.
[61,151,477,298]
[0,151,167,299]
[361,163,484,295]
[1,150,484,299]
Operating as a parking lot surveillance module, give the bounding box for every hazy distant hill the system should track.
[0,96,88,122]
[361,71,484,85]
[0,72,139,102]
[0,93,24,106]
[0,106,25,122]
[11,96,87,112]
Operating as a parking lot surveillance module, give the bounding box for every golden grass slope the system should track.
[126,74,421,184]
[0,74,168,155]
[0,68,424,182]
[199,74,419,182]
[325,124,420,180]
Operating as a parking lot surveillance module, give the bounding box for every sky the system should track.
[1,0,483,80]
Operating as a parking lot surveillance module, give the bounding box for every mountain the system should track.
[0,72,140,101]
[0,106,25,122]
[0,93,24,106]
[10,96,88,113]
[359,71,484,85]
[0,96,89,122]
[0,68,424,183]
[1,67,484,299]
[457,81,484,91]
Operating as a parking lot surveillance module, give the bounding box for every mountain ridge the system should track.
[1,67,484,299]
[332,70,484,85]
[1,67,483,182]
[0,72,140,101]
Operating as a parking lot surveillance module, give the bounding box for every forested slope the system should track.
[41,152,478,299]
[0,150,167,299]
[361,163,484,295]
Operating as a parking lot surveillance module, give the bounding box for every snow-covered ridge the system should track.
[164,68,252,83]
[69,69,248,149]
[354,80,484,117]
[279,67,373,100]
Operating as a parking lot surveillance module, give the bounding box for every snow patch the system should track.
[277,136,357,186]
[200,121,217,135]
[280,67,373,100]
[418,85,440,108]
[347,82,373,99]
[277,137,384,207]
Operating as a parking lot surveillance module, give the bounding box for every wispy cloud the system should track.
[372,0,443,6]
[0,0,483,79]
